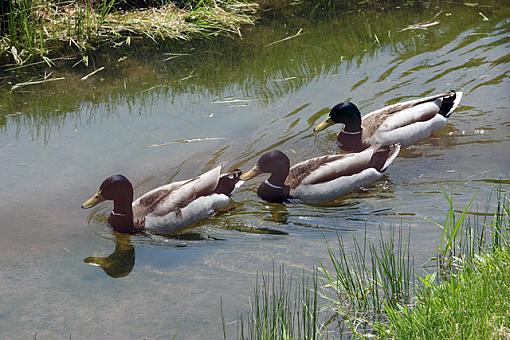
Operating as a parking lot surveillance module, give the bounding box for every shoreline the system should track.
[0,0,259,66]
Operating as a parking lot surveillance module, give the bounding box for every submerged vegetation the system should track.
[227,189,510,338]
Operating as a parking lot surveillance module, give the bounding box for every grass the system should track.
[380,247,510,339]
[0,0,258,65]
[433,189,510,277]
[228,225,416,339]
[5,0,498,66]
[229,266,320,340]
[226,188,510,339]
[379,189,510,339]
[320,225,413,336]
[0,0,408,65]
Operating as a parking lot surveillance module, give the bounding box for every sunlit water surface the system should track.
[1,1,509,338]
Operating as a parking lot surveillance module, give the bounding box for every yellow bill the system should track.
[313,117,335,132]
[239,166,263,181]
[81,191,105,209]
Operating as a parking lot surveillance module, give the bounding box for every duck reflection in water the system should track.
[264,203,289,224]
[84,232,135,278]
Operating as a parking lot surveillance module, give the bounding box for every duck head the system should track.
[81,175,133,208]
[240,150,290,181]
[313,102,362,133]
[81,175,135,233]
[240,150,291,203]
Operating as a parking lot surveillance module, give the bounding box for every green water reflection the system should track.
[1,0,509,140]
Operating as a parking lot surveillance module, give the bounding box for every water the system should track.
[1,1,509,338]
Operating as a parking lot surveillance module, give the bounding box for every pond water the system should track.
[1,1,509,338]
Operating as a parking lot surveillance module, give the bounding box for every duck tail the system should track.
[213,169,243,196]
[369,144,401,172]
[381,144,401,171]
[439,90,463,118]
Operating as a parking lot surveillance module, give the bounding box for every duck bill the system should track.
[239,166,262,181]
[81,191,105,209]
[313,117,335,132]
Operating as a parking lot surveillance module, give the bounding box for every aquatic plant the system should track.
[319,225,413,337]
[226,224,414,339]
[227,266,320,340]
[433,189,510,277]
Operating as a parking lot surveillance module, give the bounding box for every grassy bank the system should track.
[0,0,258,65]
[380,247,510,339]
[226,189,510,338]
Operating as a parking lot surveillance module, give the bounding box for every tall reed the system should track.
[433,188,509,277]
[232,265,320,340]
[7,0,42,54]
[320,225,413,336]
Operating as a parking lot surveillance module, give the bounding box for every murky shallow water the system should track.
[1,1,509,338]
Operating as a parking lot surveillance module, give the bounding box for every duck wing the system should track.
[285,147,377,189]
[285,154,345,189]
[362,91,458,134]
[363,91,463,148]
[364,91,456,120]
[132,166,222,220]
[290,145,400,204]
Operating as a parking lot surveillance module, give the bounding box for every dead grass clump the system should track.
[0,0,259,65]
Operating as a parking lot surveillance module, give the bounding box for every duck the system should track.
[81,166,242,234]
[313,90,463,152]
[239,144,400,204]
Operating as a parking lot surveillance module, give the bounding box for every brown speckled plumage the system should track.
[362,92,453,139]
[327,91,460,152]
[285,154,345,189]
[244,146,400,204]
[82,167,240,233]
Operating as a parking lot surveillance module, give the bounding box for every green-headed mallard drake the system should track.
[313,90,463,152]
[239,144,400,204]
[81,166,242,234]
